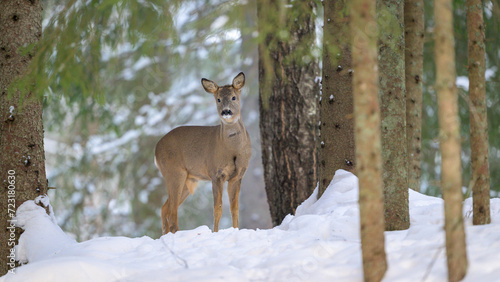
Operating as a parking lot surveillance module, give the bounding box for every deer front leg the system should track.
[212,178,224,232]
[227,178,242,229]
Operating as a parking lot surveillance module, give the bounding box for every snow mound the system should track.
[14,196,76,264]
[279,169,360,241]
[2,170,500,282]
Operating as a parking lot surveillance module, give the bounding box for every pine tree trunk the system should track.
[352,0,388,280]
[0,0,47,276]
[318,0,355,196]
[404,0,424,193]
[466,0,491,226]
[435,0,468,280]
[377,0,409,231]
[257,0,318,226]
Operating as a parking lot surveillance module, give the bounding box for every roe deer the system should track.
[155,72,251,234]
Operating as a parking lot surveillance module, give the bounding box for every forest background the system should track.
[30,0,500,240]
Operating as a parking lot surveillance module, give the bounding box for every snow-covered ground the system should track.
[2,170,500,281]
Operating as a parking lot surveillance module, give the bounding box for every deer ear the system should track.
[232,72,245,90]
[201,78,218,94]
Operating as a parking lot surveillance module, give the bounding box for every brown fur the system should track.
[155,73,251,234]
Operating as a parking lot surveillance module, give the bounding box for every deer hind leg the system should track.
[179,179,197,206]
[161,169,187,235]
[161,199,171,235]
[228,178,242,229]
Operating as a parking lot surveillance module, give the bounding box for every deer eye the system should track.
[217,98,221,103]
[232,96,236,101]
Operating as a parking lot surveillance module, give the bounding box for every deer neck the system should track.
[220,118,246,143]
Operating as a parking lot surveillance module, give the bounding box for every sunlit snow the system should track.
[2,170,500,281]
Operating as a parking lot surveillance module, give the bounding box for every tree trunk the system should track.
[404,0,424,193]
[351,0,388,280]
[318,0,355,197]
[0,0,47,276]
[434,0,468,280]
[377,0,409,231]
[466,0,491,226]
[257,0,318,226]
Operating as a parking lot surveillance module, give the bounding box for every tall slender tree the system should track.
[404,0,424,193]
[435,0,468,279]
[257,0,318,226]
[0,0,48,276]
[377,0,409,231]
[466,0,491,225]
[352,0,387,279]
[318,0,355,196]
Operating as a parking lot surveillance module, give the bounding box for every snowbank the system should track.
[13,196,76,264]
[2,170,500,281]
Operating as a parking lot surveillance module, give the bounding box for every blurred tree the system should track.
[237,0,273,231]
[318,0,355,197]
[0,0,48,276]
[39,0,272,239]
[404,0,424,193]
[257,0,319,226]
[377,0,410,231]
[481,2,500,195]
[38,0,182,239]
[421,0,500,198]
[22,0,500,242]
[434,0,468,279]
[467,0,491,225]
[351,0,388,279]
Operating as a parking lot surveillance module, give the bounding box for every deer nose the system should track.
[221,109,233,116]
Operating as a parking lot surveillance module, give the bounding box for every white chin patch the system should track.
[221,115,239,124]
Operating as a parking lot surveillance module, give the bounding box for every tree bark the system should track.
[257,0,318,226]
[318,0,355,196]
[0,0,47,276]
[466,0,491,226]
[351,0,387,280]
[404,0,424,193]
[377,0,409,231]
[435,0,468,280]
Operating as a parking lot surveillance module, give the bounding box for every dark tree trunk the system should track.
[0,0,47,276]
[257,0,318,226]
[404,0,424,193]
[435,0,468,279]
[377,0,410,231]
[467,0,491,226]
[352,0,388,279]
[318,0,355,196]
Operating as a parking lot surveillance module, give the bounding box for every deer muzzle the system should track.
[221,109,233,119]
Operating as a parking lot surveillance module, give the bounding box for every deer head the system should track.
[201,72,245,125]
